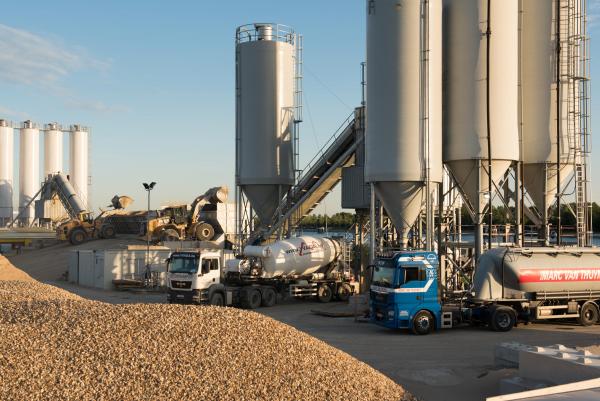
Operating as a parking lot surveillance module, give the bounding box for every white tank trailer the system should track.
[365,0,443,248]
[0,120,14,226]
[19,120,40,226]
[166,236,354,308]
[473,248,600,325]
[44,123,63,177]
[235,23,296,225]
[442,0,520,214]
[520,0,574,230]
[69,125,89,209]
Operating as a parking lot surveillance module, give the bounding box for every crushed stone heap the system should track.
[0,262,413,401]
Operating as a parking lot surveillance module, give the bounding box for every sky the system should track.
[0,0,599,214]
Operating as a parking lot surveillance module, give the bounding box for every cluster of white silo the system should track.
[0,119,90,226]
[235,23,298,234]
[364,0,589,254]
[232,0,590,259]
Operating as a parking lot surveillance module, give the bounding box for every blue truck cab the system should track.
[370,251,443,335]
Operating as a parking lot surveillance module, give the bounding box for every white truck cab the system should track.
[166,250,224,304]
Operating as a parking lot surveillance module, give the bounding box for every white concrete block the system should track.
[519,344,600,385]
[495,342,535,369]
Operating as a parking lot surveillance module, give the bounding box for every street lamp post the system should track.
[143,181,156,286]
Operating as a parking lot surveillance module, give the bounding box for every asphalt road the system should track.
[47,283,600,401]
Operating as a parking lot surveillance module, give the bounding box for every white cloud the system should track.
[0,23,110,87]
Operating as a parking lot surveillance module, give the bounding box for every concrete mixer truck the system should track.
[370,248,600,335]
[166,236,354,308]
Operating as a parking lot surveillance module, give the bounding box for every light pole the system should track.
[143,181,156,286]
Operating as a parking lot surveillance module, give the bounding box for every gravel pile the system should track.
[0,255,34,282]
[0,266,412,401]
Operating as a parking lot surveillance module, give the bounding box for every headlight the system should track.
[387,310,395,320]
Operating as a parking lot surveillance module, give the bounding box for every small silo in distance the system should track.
[69,125,89,208]
[520,0,573,230]
[19,120,40,226]
[0,120,14,226]
[44,122,63,177]
[442,0,519,217]
[365,0,443,248]
[235,23,296,226]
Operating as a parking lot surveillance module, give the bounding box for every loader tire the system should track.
[161,229,180,242]
[194,222,215,241]
[69,228,87,245]
[101,224,116,239]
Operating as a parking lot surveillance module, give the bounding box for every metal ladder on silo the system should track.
[293,34,304,182]
[572,0,592,246]
[562,0,592,246]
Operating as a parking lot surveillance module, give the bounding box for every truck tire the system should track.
[578,302,599,326]
[194,222,215,241]
[317,285,333,303]
[101,224,116,239]
[336,283,352,302]
[69,228,87,245]
[490,306,516,332]
[209,292,224,307]
[412,310,434,335]
[240,288,261,309]
[161,229,180,242]
[261,288,277,307]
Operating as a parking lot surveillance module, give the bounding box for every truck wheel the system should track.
[412,311,434,335]
[578,302,599,326]
[240,288,261,309]
[161,229,180,242]
[317,285,333,303]
[261,288,277,307]
[490,306,516,332]
[194,222,215,241]
[336,283,352,302]
[209,292,224,307]
[101,224,116,239]
[69,228,87,245]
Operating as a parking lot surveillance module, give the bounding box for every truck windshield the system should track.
[169,255,199,274]
[372,266,396,288]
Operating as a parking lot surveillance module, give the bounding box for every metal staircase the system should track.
[247,107,365,244]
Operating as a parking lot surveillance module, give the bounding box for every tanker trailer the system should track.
[472,248,600,326]
[166,236,355,308]
[370,248,600,335]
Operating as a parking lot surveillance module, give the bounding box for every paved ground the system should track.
[43,282,600,401]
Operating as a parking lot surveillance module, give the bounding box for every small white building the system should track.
[68,245,172,290]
